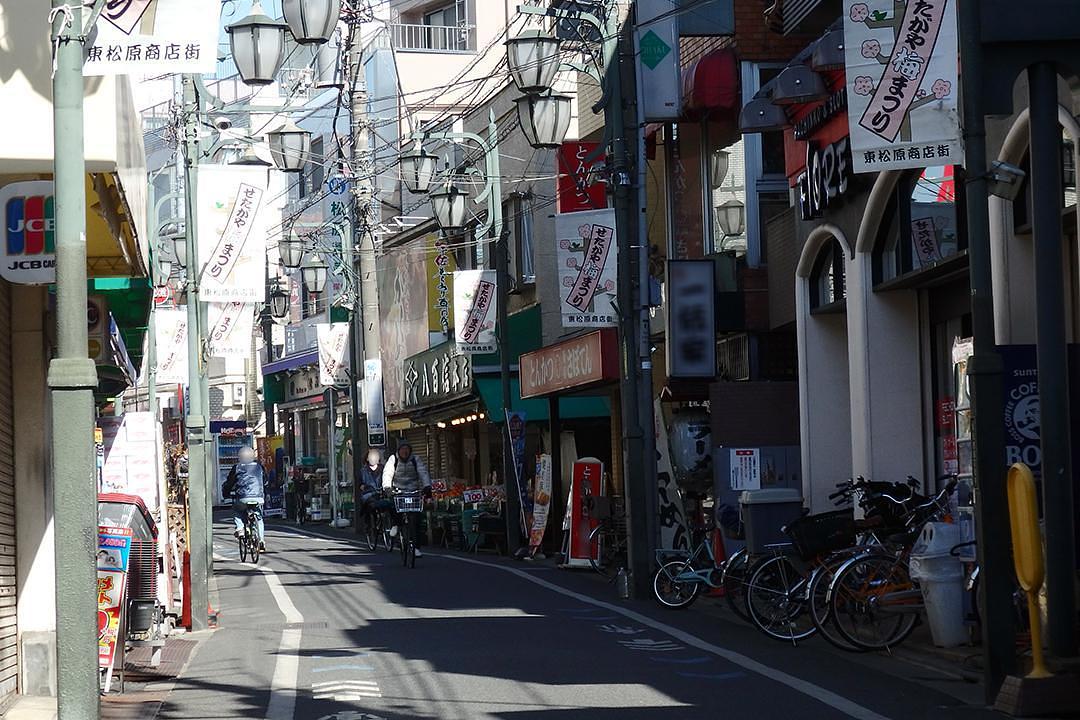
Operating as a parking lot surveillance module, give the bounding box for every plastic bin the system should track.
[739,489,803,554]
[909,522,966,647]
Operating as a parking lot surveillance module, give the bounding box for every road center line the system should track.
[258,558,303,720]
[434,553,893,720]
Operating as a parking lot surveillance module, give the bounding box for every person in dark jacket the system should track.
[357,449,385,528]
[222,446,266,550]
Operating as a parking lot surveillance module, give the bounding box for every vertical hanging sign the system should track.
[364,359,386,447]
[556,209,618,327]
[206,302,255,358]
[317,323,351,387]
[636,0,682,120]
[154,308,188,384]
[198,166,268,302]
[453,269,497,354]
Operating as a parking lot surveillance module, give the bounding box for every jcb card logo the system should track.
[1,181,58,284]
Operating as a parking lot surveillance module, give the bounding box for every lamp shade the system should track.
[811,29,845,71]
[230,145,272,167]
[156,253,172,286]
[739,98,789,133]
[301,253,329,293]
[506,31,561,94]
[430,183,469,231]
[169,232,188,269]
[314,30,344,88]
[282,0,341,45]
[226,1,288,86]
[400,143,439,194]
[710,149,730,187]
[267,120,312,173]
[771,65,828,105]
[268,280,291,319]
[279,231,305,269]
[715,199,746,238]
[516,92,572,150]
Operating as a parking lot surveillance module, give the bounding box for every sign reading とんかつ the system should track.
[843,0,964,173]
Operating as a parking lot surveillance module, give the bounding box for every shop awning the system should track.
[476,377,610,424]
[263,349,319,376]
[681,48,739,118]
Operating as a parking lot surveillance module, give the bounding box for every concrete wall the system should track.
[12,286,55,697]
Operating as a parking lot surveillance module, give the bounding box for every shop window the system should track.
[503,194,535,289]
[809,238,846,313]
[1013,130,1075,232]
[873,166,966,285]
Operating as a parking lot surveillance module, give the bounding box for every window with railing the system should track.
[391,1,475,52]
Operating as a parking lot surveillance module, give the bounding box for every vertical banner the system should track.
[529,454,554,555]
[654,399,691,551]
[453,270,497,354]
[556,208,618,328]
[666,260,716,378]
[207,302,254,358]
[154,308,188,384]
[84,0,219,76]
[843,0,963,173]
[197,166,268,302]
[567,458,604,567]
[636,0,682,120]
[669,124,706,259]
[556,142,607,213]
[506,411,529,534]
[364,359,387,447]
[317,323,351,387]
[427,234,456,337]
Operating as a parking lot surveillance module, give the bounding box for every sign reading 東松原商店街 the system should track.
[556,209,618,328]
[84,0,219,76]
[843,0,964,173]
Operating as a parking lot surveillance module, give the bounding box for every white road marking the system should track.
[619,639,683,652]
[259,562,303,720]
[434,553,893,720]
[313,680,383,701]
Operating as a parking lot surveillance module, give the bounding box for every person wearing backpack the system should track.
[381,442,432,556]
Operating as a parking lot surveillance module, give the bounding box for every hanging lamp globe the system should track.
[268,280,291,320]
[516,92,572,149]
[279,231,306,269]
[156,252,172,286]
[506,31,562,94]
[710,149,730,188]
[400,142,439,194]
[282,0,341,45]
[430,182,469,231]
[226,1,288,86]
[301,253,329,294]
[715,198,746,238]
[267,120,312,173]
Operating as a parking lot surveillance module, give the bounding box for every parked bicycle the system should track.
[393,490,424,568]
[237,502,261,565]
[652,524,749,620]
[586,495,628,580]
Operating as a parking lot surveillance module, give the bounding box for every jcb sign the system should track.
[1,181,57,284]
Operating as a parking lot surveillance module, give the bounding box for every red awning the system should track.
[681,48,739,118]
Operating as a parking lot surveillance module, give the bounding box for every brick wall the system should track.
[733,0,819,63]
[766,206,798,329]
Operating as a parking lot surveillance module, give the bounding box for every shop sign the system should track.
[427,234,455,335]
[317,323,351,387]
[285,367,322,403]
[0,181,56,284]
[729,448,761,490]
[843,0,964,173]
[363,359,386,447]
[401,343,473,411]
[84,0,218,76]
[154,308,188,385]
[529,454,554,554]
[556,142,608,213]
[566,458,604,568]
[797,137,852,220]
[197,166,267,302]
[668,124,706,259]
[462,488,485,504]
[453,269,498,354]
[654,399,690,551]
[793,88,848,141]
[519,328,619,398]
[556,209,618,327]
[666,260,716,378]
[636,0,681,120]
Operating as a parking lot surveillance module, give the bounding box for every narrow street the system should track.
[155,519,1005,720]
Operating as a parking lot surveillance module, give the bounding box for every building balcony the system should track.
[389,23,475,53]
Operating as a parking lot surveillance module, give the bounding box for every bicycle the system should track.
[652,526,739,612]
[393,490,424,568]
[237,502,261,564]
[360,493,394,552]
[585,495,627,580]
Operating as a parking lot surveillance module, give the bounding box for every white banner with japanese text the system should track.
[197,166,268,302]
[317,323,351,387]
[207,302,255,358]
[154,308,188,384]
[84,0,218,76]
[843,0,963,173]
[556,208,618,328]
[453,270,497,354]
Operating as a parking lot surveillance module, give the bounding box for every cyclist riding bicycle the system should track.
[222,446,266,552]
[381,443,432,557]
[358,449,391,530]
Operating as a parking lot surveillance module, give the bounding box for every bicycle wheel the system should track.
[407,540,416,569]
[653,560,702,609]
[586,523,613,578]
[249,534,260,565]
[807,556,863,652]
[720,549,751,623]
[364,514,378,551]
[238,534,248,563]
[830,554,918,651]
[745,554,817,643]
[400,524,409,566]
[381,520,394,552]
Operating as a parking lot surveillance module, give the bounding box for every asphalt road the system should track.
[155,518,1006,720]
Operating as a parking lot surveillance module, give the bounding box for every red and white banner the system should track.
[557,209,618,328]
[453,270,497,354]
[556,142,607,213]
[566,458,604,568]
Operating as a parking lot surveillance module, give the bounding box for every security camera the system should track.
[212,116,233,131]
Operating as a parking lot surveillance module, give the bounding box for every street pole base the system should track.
[994,674,1080,717]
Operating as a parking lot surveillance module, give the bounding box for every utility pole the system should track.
[181,74,210,632]
[498,224,523,555]
[956,3,1016,698]
[49,0,103,715]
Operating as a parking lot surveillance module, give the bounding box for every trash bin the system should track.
[909,522,966,647]
[739,489,803,554]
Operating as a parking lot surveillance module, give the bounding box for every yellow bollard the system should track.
[1006,463,1051,679]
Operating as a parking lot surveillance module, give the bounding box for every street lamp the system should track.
[710,149,730,187]
[226,1,289,86]
[230,145,272,167]
[516,92,573,149]
[267,120,313,173]
[156,247,173,286]
[506,31,562,94]
[400,141,439,194]
[301,252,329,293]
[268,280,291,320]
[280,231,306,270]
[282,0,341,45]
[430,182,470,231]
[715,199,746,238]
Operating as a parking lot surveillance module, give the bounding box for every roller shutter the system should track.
[0,279,18,707]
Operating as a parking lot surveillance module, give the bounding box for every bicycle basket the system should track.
[394,493,423,513]
[784,509,856,560]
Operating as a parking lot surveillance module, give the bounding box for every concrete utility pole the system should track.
[181,74,210,632]
[49,0,104,715]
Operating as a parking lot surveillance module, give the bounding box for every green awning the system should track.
[91,278,151,373]
[476,377,610,424]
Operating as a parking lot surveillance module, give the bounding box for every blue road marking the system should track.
[648,656,712,665]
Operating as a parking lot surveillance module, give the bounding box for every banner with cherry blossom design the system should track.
[556,209,618,328]
[843,0,964,173]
